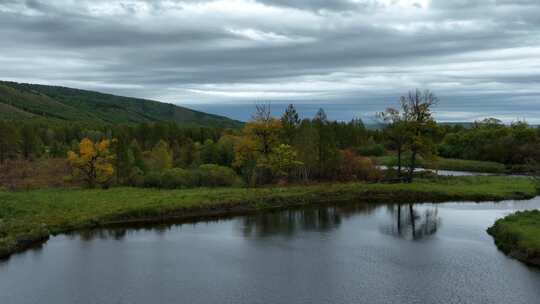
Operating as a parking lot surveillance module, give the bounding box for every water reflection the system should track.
[63,202,439,242]
[240,203,378,238]
[71,223,183,242]
[381,204,441,240]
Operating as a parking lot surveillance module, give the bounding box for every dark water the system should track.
[2,199,540,304]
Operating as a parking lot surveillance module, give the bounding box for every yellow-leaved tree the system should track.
[67,138,115,188]
[233,104,283,185]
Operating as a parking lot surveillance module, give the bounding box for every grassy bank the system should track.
[488,210,540,267]
[1,176,536,259]
[375,156,507,174]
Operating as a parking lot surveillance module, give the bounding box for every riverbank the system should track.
[374,156,507,174]
[488,210,540,267]
[1,176,536,259]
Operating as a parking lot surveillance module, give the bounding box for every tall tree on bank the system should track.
[401,89,438,182]
[378,108,411,177]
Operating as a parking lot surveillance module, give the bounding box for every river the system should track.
[1,199,540,304]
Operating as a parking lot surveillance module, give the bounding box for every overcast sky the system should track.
[1,0,539,122]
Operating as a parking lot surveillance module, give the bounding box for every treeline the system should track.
[0,103,381,189]
[438,119,540,170]
[2,89,540,190]
[61,103,381,189]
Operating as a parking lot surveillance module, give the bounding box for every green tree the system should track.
[201,139,219,164]
[20,124,41,160]
[401,89,438,182]
[266,144,303,180]
[378,108,412,177]
[281,104,300,144]
[313,108,339,179]
[0,122,18,163]
[147,140,173,172]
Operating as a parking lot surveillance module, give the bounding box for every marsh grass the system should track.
[488,210,540,266]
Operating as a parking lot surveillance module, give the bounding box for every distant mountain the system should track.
[0,81,243,128]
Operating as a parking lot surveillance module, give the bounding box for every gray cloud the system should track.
[1,0,539,122]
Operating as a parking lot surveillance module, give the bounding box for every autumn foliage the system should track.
[67,138,114,188]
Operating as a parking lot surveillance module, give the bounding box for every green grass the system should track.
[374,155,507,174]
[0,176,536,259]
[488,210,540,266]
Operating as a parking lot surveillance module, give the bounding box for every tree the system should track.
[400,89,438,182]
[0,122,18,164]
[234,104,283,185]
[378,108,411,177]
[129,139,146,172]
[281,104,300,144]
[266,144,303,180]
[313,108,339,179]
[247,104,282,157]
[176,138,199,168]
[216,134,237,167]
[67,138,114,188]
[201,139,219,164]
[147,140,173,172]
[111,136,132,185]
[20,124,41,160]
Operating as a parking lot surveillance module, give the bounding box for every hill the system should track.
[0,81,242,128]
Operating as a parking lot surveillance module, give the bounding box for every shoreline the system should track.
[487,210,540,267]
[1,176,537,260]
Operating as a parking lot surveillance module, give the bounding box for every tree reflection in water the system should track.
[240,203,378,238]
[381,204,441,240]
[73,224,171,242]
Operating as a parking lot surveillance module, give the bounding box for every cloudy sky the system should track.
[1,0,539,122]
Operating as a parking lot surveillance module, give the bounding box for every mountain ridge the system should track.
[0,80,242,128]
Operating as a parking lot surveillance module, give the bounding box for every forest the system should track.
[1,89,540,191]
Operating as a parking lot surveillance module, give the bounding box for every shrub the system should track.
[357,144,385,157]
[196,164,241,187]
[161,168,196,189]
[143,171,163,188]
[128,167,145,187]
[354,156,383,181]
[340,149,382,182]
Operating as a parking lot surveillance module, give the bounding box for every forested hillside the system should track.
[0,81,242,128]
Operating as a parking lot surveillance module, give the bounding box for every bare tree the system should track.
[252,103,272,122]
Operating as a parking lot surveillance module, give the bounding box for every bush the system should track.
[143,171,163,188]
[128,167,145,187]
[196,164,241,187]
[354,156,383,181]
[357,144,385,157]
[161,168,196,189]
[340,150,383,182]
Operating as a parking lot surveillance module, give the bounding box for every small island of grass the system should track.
[488,210,540,267]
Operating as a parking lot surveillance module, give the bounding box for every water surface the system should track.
[1,199,540,304]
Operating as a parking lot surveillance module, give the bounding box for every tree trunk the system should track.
[397,146,402,177]
[397,205,402,235]
[407,148,417,183]
[409,204,416,239]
